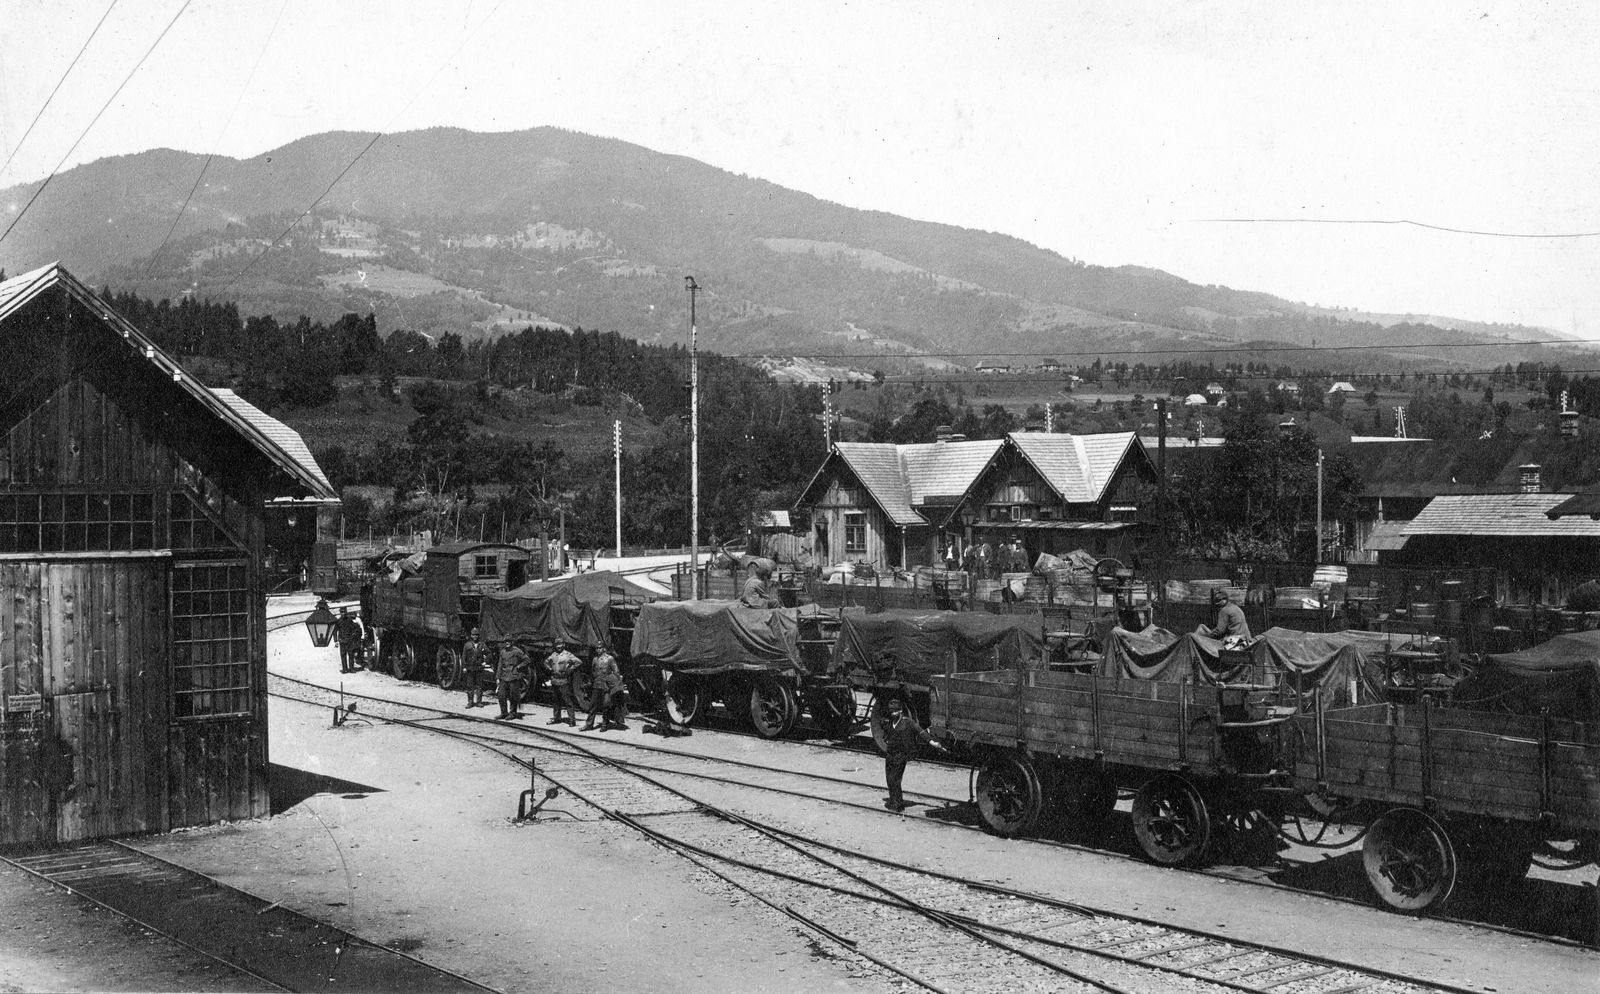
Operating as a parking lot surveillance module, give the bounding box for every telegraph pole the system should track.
[614,420,623,558]
[1316,447,1325,564]
[686,276,701,600]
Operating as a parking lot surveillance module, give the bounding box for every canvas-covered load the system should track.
[832,609,1046,688]
[631,600,802,675]
[479,570,657,647]
[1457,629,1600,721]
[1101,625,1390,706]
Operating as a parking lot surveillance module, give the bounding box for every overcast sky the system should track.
[1,1,1596,335]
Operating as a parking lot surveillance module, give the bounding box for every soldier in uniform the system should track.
[495,640,528,719]
[584,647,627,731]
[334,607,363,674]
[882,697,947,811]
[544,643,582,725]
[461,628,489,708]
[1197,586,1252,642]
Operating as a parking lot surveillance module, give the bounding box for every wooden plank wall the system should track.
[1295,703,1600,828]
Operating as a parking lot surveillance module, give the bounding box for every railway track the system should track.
[269,671,1483,994]
[0,838,490,993]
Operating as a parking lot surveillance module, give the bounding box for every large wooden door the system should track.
[0,558,168,843]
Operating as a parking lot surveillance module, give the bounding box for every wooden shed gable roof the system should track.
[0,262,338,501]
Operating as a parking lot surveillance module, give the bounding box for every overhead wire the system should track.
[0,0,119,184]
[0,0,191,248]
[1190,217,1600,239]
[145,0,288,275]
[722,337,1600,361]
[221,0,508,292]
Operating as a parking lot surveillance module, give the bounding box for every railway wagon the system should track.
[478,569,658,709]
[631,600,855,738]
[364,541,532,683]
[829,608,1047,753]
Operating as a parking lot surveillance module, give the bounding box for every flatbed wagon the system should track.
[932,626,1600,915]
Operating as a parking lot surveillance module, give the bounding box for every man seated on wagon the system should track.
[740,561,780,609]
[1196,586,1252,643]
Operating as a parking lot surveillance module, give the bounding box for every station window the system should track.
[474,554,498,578]
[0,492,157,553]
[844,513,867,554]
[172,562,252,719]
[170,491,241,551]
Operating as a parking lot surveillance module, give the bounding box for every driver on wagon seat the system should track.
[1196,586,1251,642]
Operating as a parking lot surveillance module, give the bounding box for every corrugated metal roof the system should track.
[0,263,339,501]
[1403,494,1600,537]
[1364,520,1411,550]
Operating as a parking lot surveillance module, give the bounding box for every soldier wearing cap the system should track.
[1197,586,1252,641]
[462,628,489,708]
[882,697,947,811]
[545,643,582,725]
[495,639,529,719]
[740,560,779,609]
[334,607,363,674]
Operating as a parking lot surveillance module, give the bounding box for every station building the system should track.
[0,263,337,845]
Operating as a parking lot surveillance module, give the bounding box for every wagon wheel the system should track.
[1363,808,1458,913]
[570,665,597,713]
[809,686,856,741]
[975,752,1043,838]
[749,678,798,739]
[1132,774,1212,867]
[392,638,419,681]
[1218,806,1281,863]
[664,673,702,726]
[435,645,462,690]
[520,660,547,704]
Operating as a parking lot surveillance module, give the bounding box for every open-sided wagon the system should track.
[478,569,658,709]
[630,600,854,738]
[830,608,1046,753]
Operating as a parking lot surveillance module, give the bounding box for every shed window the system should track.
[0,492,156,553]
[844,513,867,554]
[473,554,498,578]
[172,562,252,719]
[170,491,242,551]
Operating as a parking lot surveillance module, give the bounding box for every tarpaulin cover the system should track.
[1101,625,1392,706]
[832,610,1046,688]
[1459,630,1600,721]
[478,570,658,648]
[631,599,801,675]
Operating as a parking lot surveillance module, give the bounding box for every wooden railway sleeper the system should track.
[1256,967,1338,989]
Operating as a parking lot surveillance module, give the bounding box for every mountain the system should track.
[0,127,1577,371]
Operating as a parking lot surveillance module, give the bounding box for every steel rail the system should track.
[270,682,1487,994]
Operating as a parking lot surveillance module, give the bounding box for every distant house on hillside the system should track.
[1037,358,1062,371]
[976,360,1010,375]
[1274,380,1301,397]
[1183,393,1208,407]
[1327,381,1358,396]
[1204,382,1225,397]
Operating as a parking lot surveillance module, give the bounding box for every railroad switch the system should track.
[517,758,562,821]
[332,686,361,728]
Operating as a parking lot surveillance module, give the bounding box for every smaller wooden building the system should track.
[0,263,338,844]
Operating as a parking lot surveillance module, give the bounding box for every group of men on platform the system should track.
[953,536,1030,579]
[457,629,628,730]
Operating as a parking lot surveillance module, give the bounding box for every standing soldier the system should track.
[334,607,363,674]
[462,628,488,708]
[492,640,519,719]
[583,647,627,731]
[882,697,947,811]
[545,643,582,725]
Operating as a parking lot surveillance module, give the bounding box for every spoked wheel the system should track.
[1364,808,1458,913]
[975,751,1043,838]
[373,633,395,674]
[392,637,419,681]
[664,673,702,726]
[435,645,462,690]
[749,678,798,739]
[808,686,856,740]
[1132,774,1212,867]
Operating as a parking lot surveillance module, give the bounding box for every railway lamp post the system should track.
[304,603,337,648]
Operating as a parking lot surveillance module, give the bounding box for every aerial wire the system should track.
[145,0,288,275]
[0,0,192,248]
[1189,217,1600,239]
[727,336,1600,361]
[0,0,119,184]
[222,0,509,292]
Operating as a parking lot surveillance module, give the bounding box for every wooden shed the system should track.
[0,263,339,845]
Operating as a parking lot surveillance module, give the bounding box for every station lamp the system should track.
[304,602,338,648]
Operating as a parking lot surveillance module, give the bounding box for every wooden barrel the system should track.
[1410,601,1438,625]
